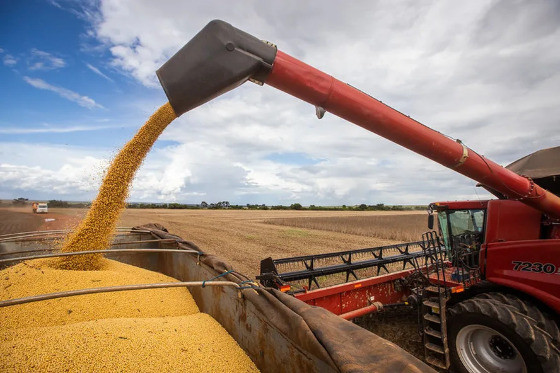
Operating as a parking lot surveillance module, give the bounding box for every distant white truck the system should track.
[36,203,48,214]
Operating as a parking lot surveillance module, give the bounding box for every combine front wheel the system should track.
[448,297,559,373]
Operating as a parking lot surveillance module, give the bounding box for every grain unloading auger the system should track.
[158,20,560,373]
[158,20,560,219]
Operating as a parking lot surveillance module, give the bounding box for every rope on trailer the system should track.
[237,279,260,290]
[202,270,234,288]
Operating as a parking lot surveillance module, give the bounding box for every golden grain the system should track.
[56,102,177,270]
[0,259,259,372]
[1,314,258,372]
[0,258,199,330]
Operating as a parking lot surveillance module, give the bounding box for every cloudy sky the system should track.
[1,0,559,205]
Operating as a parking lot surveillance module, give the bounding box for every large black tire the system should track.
[448,297,560,373]
[474,292,560,348]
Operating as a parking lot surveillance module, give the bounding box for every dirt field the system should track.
[1,206,428,361]
[119,209,426,278]
[0,207,83,235]
[1,207,426,277]
[264,214,427,242]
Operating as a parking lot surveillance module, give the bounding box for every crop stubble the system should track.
[117,209,426,278]
[264,214,427,242]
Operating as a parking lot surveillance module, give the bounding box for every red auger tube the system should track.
[157,20,560,220]
[265,50,560,220]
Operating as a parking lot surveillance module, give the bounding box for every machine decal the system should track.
[512,261,557,274]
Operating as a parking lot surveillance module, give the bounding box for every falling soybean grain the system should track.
[55,103,177,270]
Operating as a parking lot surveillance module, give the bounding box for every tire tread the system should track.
[449,297,559,372]
[475,292,560,345]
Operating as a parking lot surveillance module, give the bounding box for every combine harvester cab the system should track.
[0,226,433,372]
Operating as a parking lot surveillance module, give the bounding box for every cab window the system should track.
[437,212,450,249]
[438,209,485,251]
[448,209,484,236]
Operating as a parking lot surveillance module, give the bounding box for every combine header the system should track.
[259,240,429,290]
[157,20,560,372]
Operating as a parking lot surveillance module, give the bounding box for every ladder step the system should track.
[425,355,448,369]
[425,342,445,354]
[424,326,442,339]
[423,300,440,311]
[424,313,441,324]
[425,285,446,294]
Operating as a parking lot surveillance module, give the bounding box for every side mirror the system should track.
[428,214,434,230]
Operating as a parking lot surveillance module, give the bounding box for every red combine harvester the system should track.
[157,20,560,372]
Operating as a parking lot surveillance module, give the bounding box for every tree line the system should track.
[8,197,425,211]
[127,201,426,211]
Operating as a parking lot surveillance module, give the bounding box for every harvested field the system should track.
[0,207,426,279]
[264,214,426,242]
[0,208,44,235]
[0,207,84,235]
[355,309,425,367]
[1,207,428,362]
[117,209,426,279]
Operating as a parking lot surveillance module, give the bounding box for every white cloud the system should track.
[0,141,202,203]
[0,124,120,134]
[85,63,114,82]
[7,0,559,205]
[47,0,62,9]
[28,48,66,71]
[1,163,96,195]
[23,76,104,109]
[0,143,108,200]
[79,1,560,204]
[3,54,17,66]
[143,100,493,205]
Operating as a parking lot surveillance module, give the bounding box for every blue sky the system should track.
[0,1,166,150]
[1,1,559,205]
